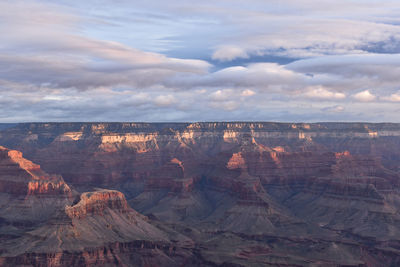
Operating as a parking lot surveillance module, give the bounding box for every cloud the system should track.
[212,46,249,61]
[153,95,177,107]
[0,1,211,91]
[0,1,400,122]
[303,86,346,100]
[209,101,239,111]
[58,0,400,61]
[182,0,400,60]
[382,91,400,102]
[322,105,345,113]
[241,89,256,96]
[210,63,305,90]
[352,90,377,102]
[284,54,400,102]
[209,89,234,101]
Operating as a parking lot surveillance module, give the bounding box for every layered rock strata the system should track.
[0,122,400,266]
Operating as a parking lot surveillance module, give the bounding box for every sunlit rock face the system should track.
[0,145,72,201]
[1,122,400,266]
[0,146,197,267]
[65,190,129,219]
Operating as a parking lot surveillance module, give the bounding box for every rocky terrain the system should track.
[0,122,400,266]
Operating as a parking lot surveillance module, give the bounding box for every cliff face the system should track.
[0,122,400,266]
[65,190,129,219]
[0,145,201,267]
[0,146,72,226]
[2,122,399,186]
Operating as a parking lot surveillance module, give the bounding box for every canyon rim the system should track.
[0,122,400,266]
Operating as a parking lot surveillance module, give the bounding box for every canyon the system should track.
[0,122,400,266]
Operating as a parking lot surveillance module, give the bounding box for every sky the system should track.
[1,0,400,122]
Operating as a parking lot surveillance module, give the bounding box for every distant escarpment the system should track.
[0,122,400,266]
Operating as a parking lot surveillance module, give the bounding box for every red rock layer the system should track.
[0,146,71,197]
[0,240,197,267]
[65,190,129,219]
[0,123,400,266]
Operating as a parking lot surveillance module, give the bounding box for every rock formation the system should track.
[1,122,400,266]
[0,145,199,267]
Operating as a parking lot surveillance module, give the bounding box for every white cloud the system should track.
[0,1,211,91]
[303,86,346,100]
[382,91,400,102]
[154,95,177,107]
[322,105,345,113]
[0,1,400,122]
[241,89,255,96]
[208,63,305,90]
[209,89,233,101]
[352,90,377,102]
[212,45,249,61]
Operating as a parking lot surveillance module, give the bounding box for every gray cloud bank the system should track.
[1,0,400,122]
